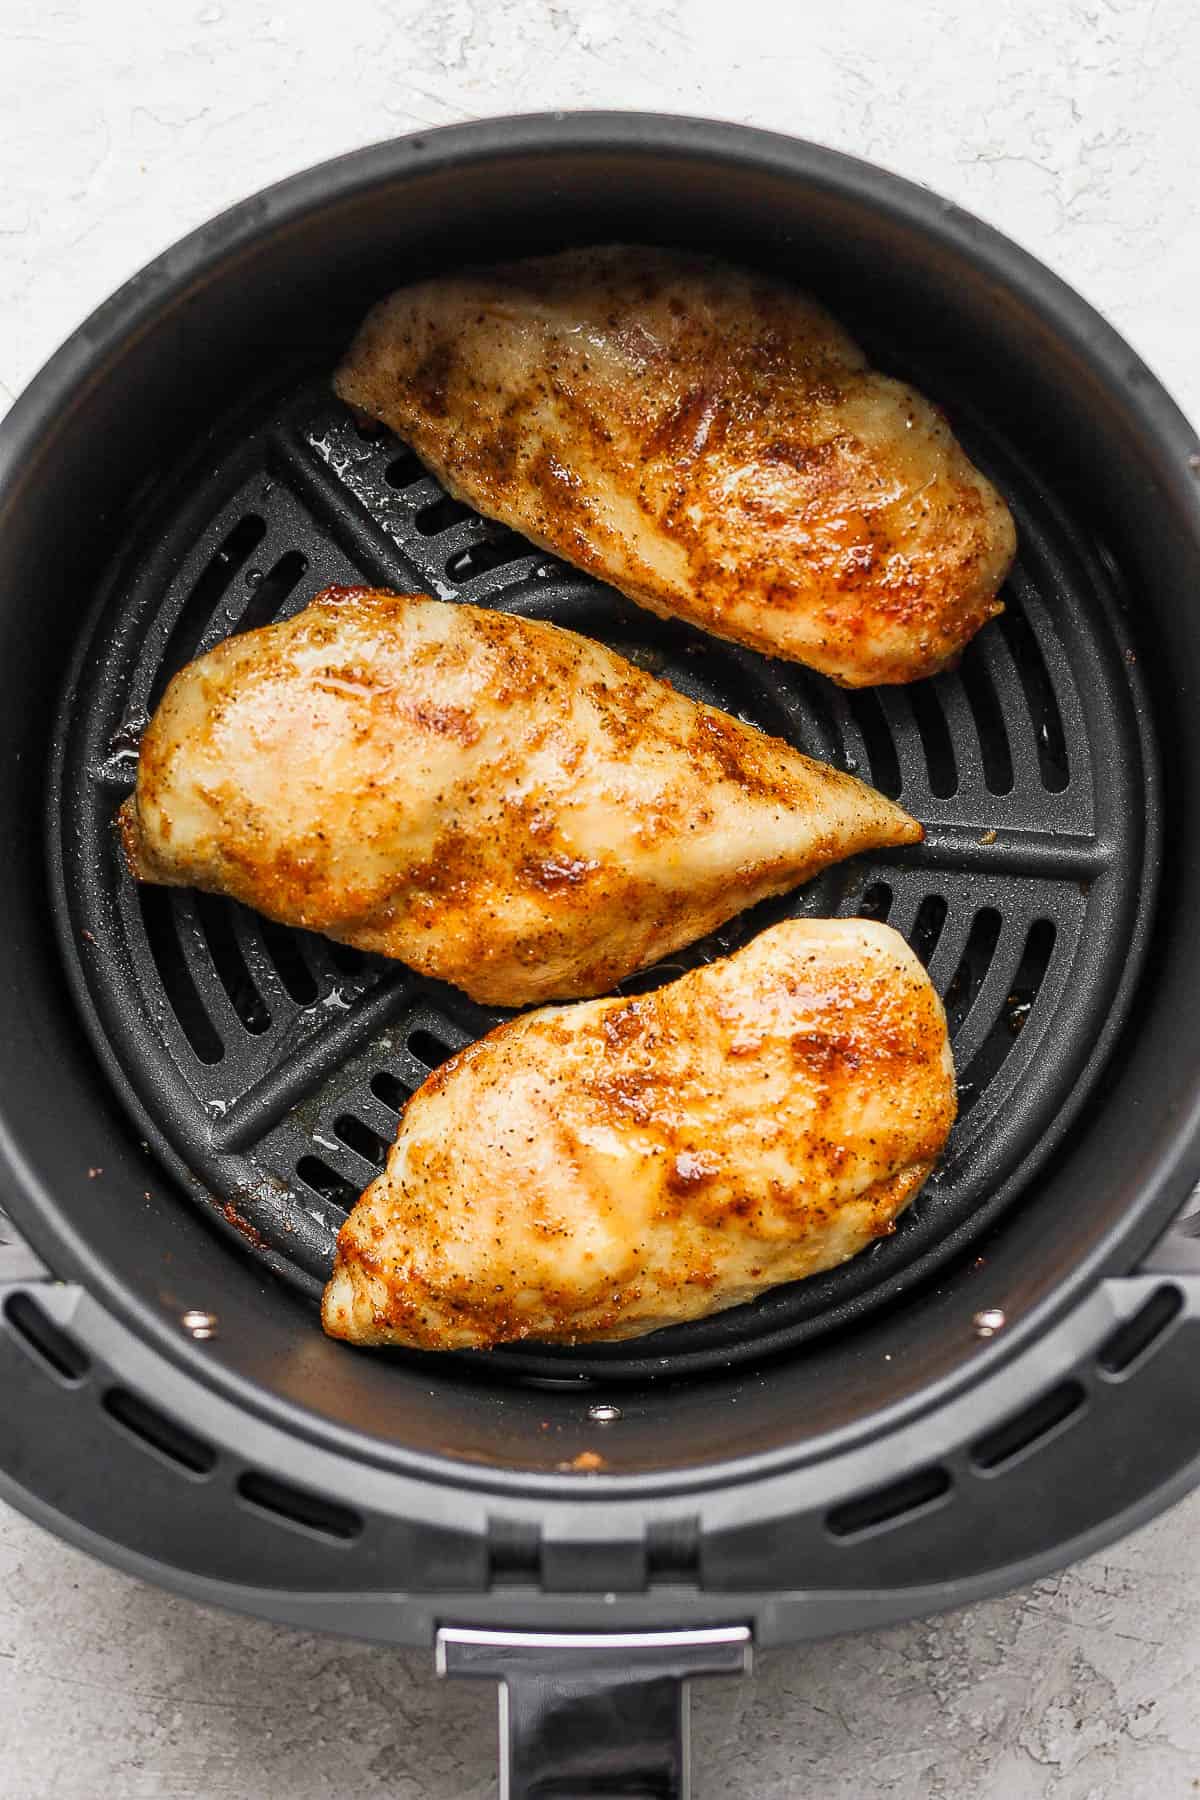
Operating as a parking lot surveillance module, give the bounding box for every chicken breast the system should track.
[323,917,955,1349]
[335,246,1016,687]
[119,587,919,1007]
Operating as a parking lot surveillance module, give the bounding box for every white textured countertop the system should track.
[3,2,1200,1795]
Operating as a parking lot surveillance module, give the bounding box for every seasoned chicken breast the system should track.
[335,247,1016,687]
[323,917,956,1349]
[119,587,919,1007]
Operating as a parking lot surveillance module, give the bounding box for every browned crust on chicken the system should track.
[322,917,957,1348]
[119,588,920,1007]
[335,247,1016,686]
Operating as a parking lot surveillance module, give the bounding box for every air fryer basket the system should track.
[3,115,1200,1796]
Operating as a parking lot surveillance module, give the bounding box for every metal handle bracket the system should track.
[0,1206,47,1284]
[437,1624,752,1799]
[1140,1191,1200,1275]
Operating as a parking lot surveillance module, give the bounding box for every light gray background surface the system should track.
[2,1,1199,1794]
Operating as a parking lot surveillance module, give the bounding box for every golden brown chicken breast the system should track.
[119,588,919,1007]
[322,917,956,1349]
[335,246,1016,686]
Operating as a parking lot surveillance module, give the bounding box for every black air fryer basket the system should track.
[3,115,1200,1797]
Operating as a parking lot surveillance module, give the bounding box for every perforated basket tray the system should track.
[52,358,1156,1380]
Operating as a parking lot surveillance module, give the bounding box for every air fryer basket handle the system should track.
[436,1626,752,1798]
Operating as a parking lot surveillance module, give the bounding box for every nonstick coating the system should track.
[54,359,1153,1382]
[1,116,1197,1488]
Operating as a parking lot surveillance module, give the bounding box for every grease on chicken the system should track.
[322,918,957,1349]
[335,247,1016,686]
[119,588,919,1007]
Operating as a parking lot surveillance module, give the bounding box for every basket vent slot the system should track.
[139,888,224,1064]
[1098,1285,1184,1376]
[856,881,892,924]
[909,683,957,797]
[234,549,308,636]
[195,895,271,1034]
[151,514,266,706]
[3,1293,91,1383]
[295,1155,359,1212]
[103,1387,217,1474]
[407,1027,457,1070]
[844,689,901,797]
[237,1470,362,1541]
[415,494,473,536]
[970,1379,1086,1472]
[334,1112,390,1168]
[446,532,530,582]
[326,941,369,977]
[370,1070,414,1114]
[956,917,1056,1113]
[943,907,1003,1036]
[959,652,1014,794]
[258,917,319,1004]
[826,1465,951,1540]
[999,603,1069,790]
[911,893,949,968]
[384,451,425,489]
